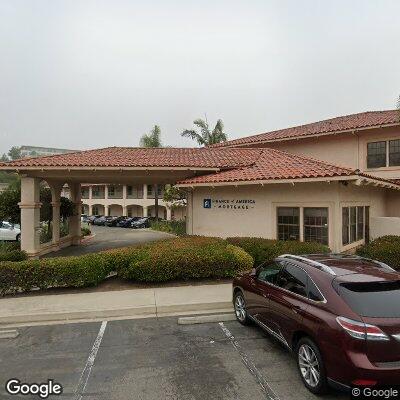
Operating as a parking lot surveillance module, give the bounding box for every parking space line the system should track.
[219,322,279,400]
[74,321,108,400]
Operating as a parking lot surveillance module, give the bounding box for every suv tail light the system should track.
[336,317,389,341]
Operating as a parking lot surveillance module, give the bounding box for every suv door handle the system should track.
[292,305,301,314]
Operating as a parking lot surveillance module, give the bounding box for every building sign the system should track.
[203,198,256,210]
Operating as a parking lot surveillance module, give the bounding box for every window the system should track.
[389,139,400,166]
[342,206,369,246]
[367,141,386,168]
[257,261,282,284]
[303,208,329,245]
[108,186,115,196]
[147,185,154,196]
[308,278,324,302]
[277,207,300,241]
[276,263,308,297]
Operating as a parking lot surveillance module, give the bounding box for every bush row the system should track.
[356,235,400,270]
[0,236,252,295]
[150,220,186,236]
[0,242,27,262]
[226,237,330,266]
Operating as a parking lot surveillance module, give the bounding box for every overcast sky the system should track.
[0,0,399,155]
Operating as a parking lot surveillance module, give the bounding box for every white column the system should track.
[143,206,148,217]
[105,205,109,216]
[69,182,82,245]
[105,185,109,199]
[123,205,128,216]
[19,177,41,257]
[49,181,63,248]
[123,185,127,199]
[143,184,148,199]
[89,186,93,199]
[88,204,93,215]
[166,207,172,221]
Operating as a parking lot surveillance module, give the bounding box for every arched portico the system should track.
[108,204,123,216]
[126,204,144,218]
[148,205,167,219]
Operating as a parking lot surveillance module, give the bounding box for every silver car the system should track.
[0,221,21,241]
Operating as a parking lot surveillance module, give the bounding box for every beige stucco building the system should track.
[78,183,186,220]
[1,109,399,258]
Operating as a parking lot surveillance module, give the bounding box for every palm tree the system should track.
[181,118,227,146]
[139,125,162,148]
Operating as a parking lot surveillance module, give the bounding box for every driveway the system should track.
[44,225,173,258]
[0,317,346,400]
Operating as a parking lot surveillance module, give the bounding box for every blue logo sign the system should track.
[203,199,212,209]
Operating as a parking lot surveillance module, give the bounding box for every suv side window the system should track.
[308,278,324,302]
[257,261,282,285]
[276,263,308,297]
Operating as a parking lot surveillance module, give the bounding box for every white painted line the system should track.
[219,322,279,400]
[0,329,19,339]
[74,321,108,400]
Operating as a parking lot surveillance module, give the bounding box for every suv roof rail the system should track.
[279,254,337,276]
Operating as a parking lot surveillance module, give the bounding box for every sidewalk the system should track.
[0,283,233,327]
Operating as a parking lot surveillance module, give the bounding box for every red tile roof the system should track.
[177,148,358,184]
[212,110,400,148]
[1,146,398,188]
[0,147,263,169]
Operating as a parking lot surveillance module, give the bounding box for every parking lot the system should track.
[0,317,347,400]
[44,225,172,258]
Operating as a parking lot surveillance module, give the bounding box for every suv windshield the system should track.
[338,280,400,317]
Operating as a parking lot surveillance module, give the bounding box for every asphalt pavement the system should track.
[0,317,348,400]
[44,225,173,258]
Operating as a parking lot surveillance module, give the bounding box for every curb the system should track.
[178,313,235,325]
[0,302,234,327]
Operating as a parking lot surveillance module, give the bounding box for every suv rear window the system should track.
[338,281,400,317]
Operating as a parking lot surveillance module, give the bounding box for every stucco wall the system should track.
[187,181,390,252]
[246,126,400,180]
[371,217,400,239]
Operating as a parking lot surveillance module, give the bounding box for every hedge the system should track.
[0,236,253,295]
[356,235,400,270]
[119,236,253,282]
[226,237,330,266]
[0,253,112,295]
[0,242,27,262]
[150,220,186,236]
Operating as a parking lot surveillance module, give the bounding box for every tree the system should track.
[0,154,8,162]
[139,125,162,148]
[0,184,74,226]
[163,185,186,207]
[8,146,22,160]
[181,118,227,146]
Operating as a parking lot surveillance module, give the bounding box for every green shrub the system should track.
[81,226,91,237]
[0,242,27,262]
[150,220,186,236]
[120,236,253,282]
[226,237,330,266]
[356,235,400,270]
[0,253,113,295]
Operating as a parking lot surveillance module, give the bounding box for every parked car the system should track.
[92,216,108,226]
[0,221,21,241]
[87,215,101,224]
[105,216,126,227]
[233,253,400,393]
[131,217,151,229]
[116,217,139,228]
[81,214,89,223]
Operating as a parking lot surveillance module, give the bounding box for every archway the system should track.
[148,205,167,219]
[127,204,144,218]
[108,204,123,216]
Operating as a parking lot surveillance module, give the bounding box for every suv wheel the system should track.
[296,337,327,394]
[16,234,21,242]
[234,291,250,325]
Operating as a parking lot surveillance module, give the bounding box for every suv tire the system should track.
[296,337,327,394]
[233,291,251,325]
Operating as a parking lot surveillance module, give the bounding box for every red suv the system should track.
[232,254,400,394]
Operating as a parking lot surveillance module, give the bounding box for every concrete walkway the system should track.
[0,283,233,327]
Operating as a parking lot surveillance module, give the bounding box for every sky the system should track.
[0,0,399,155]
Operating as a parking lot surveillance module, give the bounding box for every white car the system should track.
[0,221,21,242]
